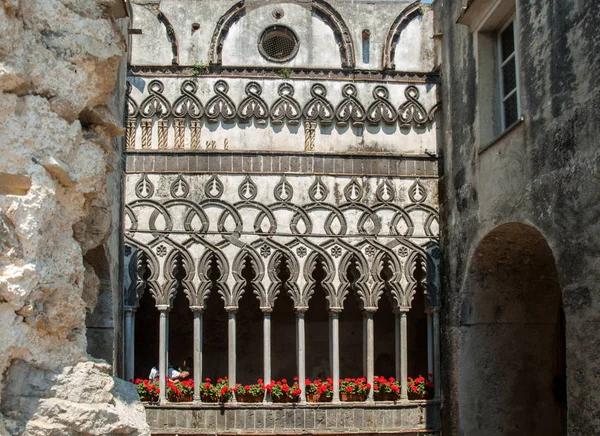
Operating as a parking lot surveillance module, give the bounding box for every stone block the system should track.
[191,409,205,428]
[354,408,364,429]
[294,408,305,429]
[304,408,315,429]
[246,409,255,429]
[216,409,226,430]
[154,155,166,172]
[342,408,354,429]
[284,409,294,428]
[265,409,275,429]
[206,409,217,430]
[231,155,242,173]
[225,408,235,429]
[364,408,375,429]
[255,408,265,429]
[315,409,327,430]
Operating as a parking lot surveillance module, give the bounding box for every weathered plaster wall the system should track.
[0,0,149,434]
[435,0,600,434]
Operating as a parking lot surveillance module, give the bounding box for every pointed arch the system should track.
[382,1,422,70]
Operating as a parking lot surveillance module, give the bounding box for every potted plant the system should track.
[305,378,333,402]
[234,379,265,402]
[179,378,194,402]
[134,378,159,402]
[340,377,371,402]
[200,377,232,403]
[373,376,401,401]
[407,374,433,400]
[167,380,183,402]
[265,378,301,403]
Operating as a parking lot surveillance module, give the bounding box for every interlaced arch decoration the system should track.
[382,1,423,70]
[208,0,355,68]
[125,174,440,312]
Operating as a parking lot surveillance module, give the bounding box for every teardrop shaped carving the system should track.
[376,179,395,202]
[273,175,294,202]
[135,174,154,199]
[204,174,224,199]
[126,82,139,118]
[308,176,329,202]
[344,178,363,202]
[238,175,257,201]
[170,174,190,198]
[408,179,428,203]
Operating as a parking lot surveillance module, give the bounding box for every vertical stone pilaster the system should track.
[174,118,185,149]
[126,117,137,150]
[157,119,168,149]
[190,120,202,149]
[426,308,434,381]
[141,118,152,149]
[304,121,316,151]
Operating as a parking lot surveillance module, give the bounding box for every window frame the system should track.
[496,16,520,131]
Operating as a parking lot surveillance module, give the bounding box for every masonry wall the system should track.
[435,0,600,434]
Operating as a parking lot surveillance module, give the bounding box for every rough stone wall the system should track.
[435,0,600,434]
[0,0,148,434]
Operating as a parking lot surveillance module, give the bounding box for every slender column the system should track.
[263,310,272,403]
[227,309,237,401]
[192,308,203,402]
[394,312,401,380]
[297,310,307,402]
[433,308,441,399]
[427,310,434,381]
[158,306,169,403]
[366,310,375,401]
[330,310,341,402]
[362,313,367,376]
[124,306,136,382]
[400,310,408,400]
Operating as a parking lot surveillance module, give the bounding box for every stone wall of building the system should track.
[435,0,600,434]
[0,0,149,434]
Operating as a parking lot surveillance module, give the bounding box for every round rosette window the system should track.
[258,25,299,63]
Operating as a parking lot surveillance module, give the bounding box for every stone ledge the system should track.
[145,403,440,435]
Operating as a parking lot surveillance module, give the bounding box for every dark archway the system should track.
[459,223,566,436]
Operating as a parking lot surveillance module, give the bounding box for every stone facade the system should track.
[435,0,600,435]
[124,0,441,434]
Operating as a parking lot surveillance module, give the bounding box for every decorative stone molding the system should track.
[382,1,423,70]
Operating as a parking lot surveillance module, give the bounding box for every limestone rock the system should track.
[23,362,150,436]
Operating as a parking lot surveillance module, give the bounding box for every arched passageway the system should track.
[459,223,566,436]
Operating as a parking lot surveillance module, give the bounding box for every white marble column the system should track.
[296,310,307,403]
[192,308,203,402]
[427,309,434,381]
[263,309,272,403]
[227,309,237,401]
[158,306,169,403]
[433,308,441,399]
[330,310,341,402]
[365,310,375,401]
[124,306,136,382]
[400,310,408,400]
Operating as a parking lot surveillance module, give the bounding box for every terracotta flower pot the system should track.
[340,392,367,402]
[179,394,193,402]
[140,394,158,402]
[374,392,398,401]
[306,393,332,402]
[272,395,299,403]
[408,392,431,400]
[236,393,263,403]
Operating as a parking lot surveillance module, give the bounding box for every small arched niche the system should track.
[459,223,566,436]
